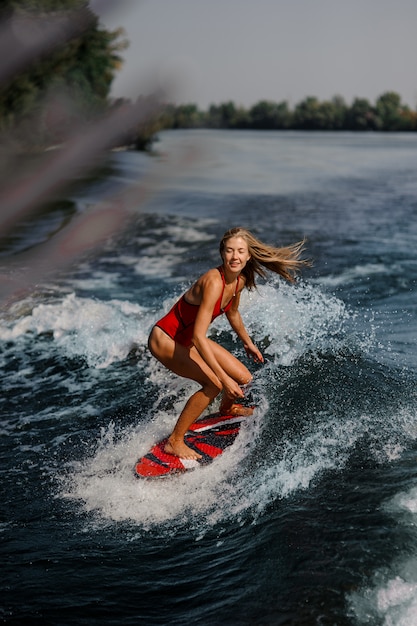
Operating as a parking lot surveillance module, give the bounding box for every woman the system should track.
[148,227,308,460]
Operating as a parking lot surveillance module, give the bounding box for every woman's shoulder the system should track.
[199,267,223,288]
[187,267,222,300]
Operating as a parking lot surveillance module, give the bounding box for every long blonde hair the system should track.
[219,227,309,289]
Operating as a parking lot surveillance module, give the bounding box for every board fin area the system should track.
[134,412,251,479]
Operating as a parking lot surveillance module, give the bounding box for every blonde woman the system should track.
[148,227,308,459]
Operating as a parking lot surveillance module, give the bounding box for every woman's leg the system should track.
[206,339,254,415]
[148,327,223,459]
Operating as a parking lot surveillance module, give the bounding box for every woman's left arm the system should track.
[226,292,264,363]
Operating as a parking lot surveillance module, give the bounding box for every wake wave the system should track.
[0,278,362,368]
[5,279,414,536]
[0,292,151,368]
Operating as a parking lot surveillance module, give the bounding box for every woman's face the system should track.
[221,236,251,272]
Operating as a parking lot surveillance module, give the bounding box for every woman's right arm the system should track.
[226,296,264,363]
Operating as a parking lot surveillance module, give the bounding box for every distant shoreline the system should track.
[154,92,417,134]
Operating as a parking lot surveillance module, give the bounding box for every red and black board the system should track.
[135,412,250,479]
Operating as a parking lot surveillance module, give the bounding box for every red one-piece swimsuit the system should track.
[155,267,240,347]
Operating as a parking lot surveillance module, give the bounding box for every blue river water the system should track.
[1,130,417,625]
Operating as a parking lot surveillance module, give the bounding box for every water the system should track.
[1,129,417,625]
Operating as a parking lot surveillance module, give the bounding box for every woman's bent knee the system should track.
[237,370,253,386]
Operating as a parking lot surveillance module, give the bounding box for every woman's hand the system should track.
[222,376,245,400]
[244,342,264,364]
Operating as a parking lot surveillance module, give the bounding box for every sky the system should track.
[90,0,417,110]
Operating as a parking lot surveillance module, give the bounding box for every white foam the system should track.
[377,577,417,616]
[350,569,417,626]
[61,409,265,530]
[0,293,152,369]
[317,262,392,288]
[133,251,186,278]
[349,476,417,625]
[212,279,356,365]
[60,354,417,544]
[62,407,332,530]
[392,488,417,516]
[130,221,215,278]
[63,399,388,530]
[66,271,122,292]
[240,409,391,517]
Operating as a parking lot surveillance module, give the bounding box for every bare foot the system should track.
[220,403,254,417]
[165,436,202,460]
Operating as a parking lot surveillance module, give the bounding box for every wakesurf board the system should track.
[135,411,252,479]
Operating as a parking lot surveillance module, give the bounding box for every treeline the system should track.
[159,93,417,132]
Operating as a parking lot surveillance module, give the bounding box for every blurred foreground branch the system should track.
[0,2,194,306]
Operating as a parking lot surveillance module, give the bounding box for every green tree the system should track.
[328,95,348,129]
[206,102,248,128]
[292,96,347,130]
[0,1,127,144]
[174,103,204,128]
[345,98,377,130]
[375,91,407,130]
[398,108,417,131]
[222,101,249,128]
[217,101,237,127]
[249,100,292,129]
[293,96,325,129]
